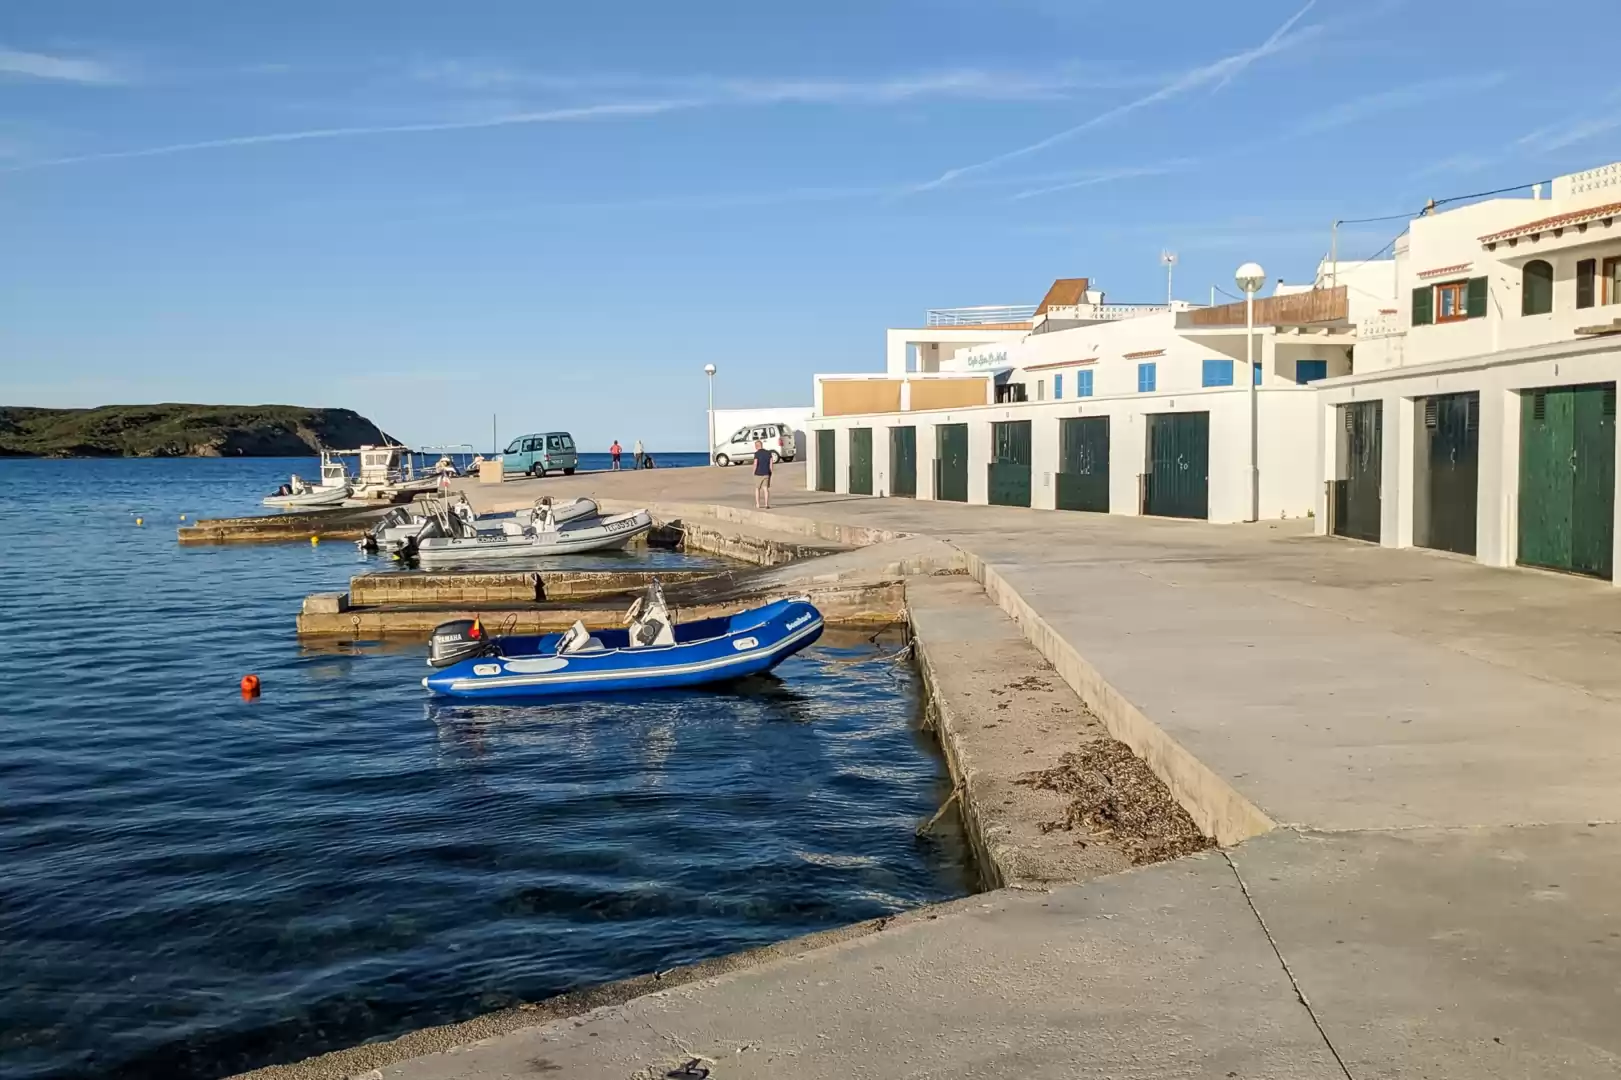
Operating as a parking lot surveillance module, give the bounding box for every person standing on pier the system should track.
[753,439,772,509]
[610,440,623,470]
[633,438,645,470]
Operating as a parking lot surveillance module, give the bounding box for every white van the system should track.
[714,422,797,466]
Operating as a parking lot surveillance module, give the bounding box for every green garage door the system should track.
[1519,383,1615,579]
[890,426,917,498]
[1332,400,1383,543]
[935,423,968,502]
[1144,412,1209,519]
[1416,392,1479,556]
[815,429,836,492]
[848,428,873,495]
[1056,416,1109,512]
[988,420,1032,507]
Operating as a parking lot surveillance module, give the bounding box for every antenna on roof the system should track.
[1160,251,1178,305]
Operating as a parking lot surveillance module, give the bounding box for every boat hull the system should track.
[262,486,349,510]
[424,597,824,699]
[360,497,600,554]
[414,508,652,564]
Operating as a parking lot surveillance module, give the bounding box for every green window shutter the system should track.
[1466,276,1488,318]
[1411,286,1433,326]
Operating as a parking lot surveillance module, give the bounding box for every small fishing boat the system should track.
[423,583,824,699]
[357,495,601,555]
[413,501,651,565]
[263,472,350,509]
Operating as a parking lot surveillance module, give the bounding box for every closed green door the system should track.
[1144,412,1209,519]
[848,428,873,495]
[1056,416,1110,512]
[890,426,917,498]
[988,420,1032,507]
[935,423,968,502]
[1333,400,1383,543]
[1416,392,1479,556]
[1519,383,1615,579]
[815,429,836,492]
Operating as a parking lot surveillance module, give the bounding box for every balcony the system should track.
[925,304,1039,327]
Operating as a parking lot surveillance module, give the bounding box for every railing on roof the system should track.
[925,304,1038,326]
[1042,302,1177,322]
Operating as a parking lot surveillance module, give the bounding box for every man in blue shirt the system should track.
[753,439,773,509]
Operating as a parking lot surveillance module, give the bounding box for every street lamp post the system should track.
[1235,262,1266,523]
[703,364,717,465]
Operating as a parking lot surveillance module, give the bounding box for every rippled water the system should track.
[0,458,970,1080]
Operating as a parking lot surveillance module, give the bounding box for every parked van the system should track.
[714,422,797,466]
[501,432,578,477]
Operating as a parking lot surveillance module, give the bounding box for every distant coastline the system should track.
[0,404,394,459]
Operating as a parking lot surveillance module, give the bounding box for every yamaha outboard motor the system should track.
[427,618,497,668]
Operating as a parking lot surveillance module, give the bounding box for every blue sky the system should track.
[3,1,1618,451]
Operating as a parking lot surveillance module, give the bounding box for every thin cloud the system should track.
[1010,162,1191,200]
[0,100,694,173]
[911,0,1322,193]
[1290,71,1506,137]
[410,63,1152,103]
[0,45,122,85]
[1517,112,1621,154]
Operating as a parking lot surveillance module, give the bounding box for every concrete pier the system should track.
[178,505,391,544]
[246,462,1621,1080]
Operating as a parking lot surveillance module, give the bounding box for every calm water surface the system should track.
[0,458,969,1080]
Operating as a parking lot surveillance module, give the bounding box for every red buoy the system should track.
[240,674,261,697]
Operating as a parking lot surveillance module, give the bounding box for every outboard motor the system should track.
[427,618,497,668]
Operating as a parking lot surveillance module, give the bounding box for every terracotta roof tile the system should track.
[1035,278,1090,315]
[1479,200,1621,243]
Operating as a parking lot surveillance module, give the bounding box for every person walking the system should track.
[752,439,773,509]
[633,438,645,470]
[610,439,622,471]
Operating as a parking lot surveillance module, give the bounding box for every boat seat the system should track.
[558,621,607,655]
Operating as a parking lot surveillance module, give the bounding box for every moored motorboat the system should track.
[412,501,650,564]
[357,495,600,555]
[263,473,350,509]
[423,583,824,699]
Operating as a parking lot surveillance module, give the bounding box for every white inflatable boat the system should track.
[413,502,652,564]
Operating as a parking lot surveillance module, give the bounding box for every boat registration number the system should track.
[603,517,642,533]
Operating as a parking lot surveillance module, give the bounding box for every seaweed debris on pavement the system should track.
[1017,740,1214,865]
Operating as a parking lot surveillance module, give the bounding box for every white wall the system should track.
[885,327,1026,375]
[805,384,1322,524]
[1316,336,1621,582]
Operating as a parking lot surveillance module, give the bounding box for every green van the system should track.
[501,431,578,477]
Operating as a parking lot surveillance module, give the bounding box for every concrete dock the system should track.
[247,462,1621,1079]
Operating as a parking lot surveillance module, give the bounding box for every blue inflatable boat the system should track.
[422,584,823,700]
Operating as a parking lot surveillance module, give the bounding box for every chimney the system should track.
[1532,182,1543,200]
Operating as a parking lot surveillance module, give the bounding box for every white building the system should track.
[807,273,1374,524]
[802,158,1621,584]
[1315,161,1621,582]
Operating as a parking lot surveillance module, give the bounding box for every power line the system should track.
[1435,179,1552,208]
[1333,177,1552,227]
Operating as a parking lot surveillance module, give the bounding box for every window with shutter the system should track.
[1435,281,1468,323]
[1465,276,1488,318]
[1412,285,1433,325]
[1522,260,1553,315]
[1577,259,1596,309]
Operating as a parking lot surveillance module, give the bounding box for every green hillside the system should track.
[0,404,397,458]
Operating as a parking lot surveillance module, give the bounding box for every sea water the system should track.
[0,458,970,1079]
